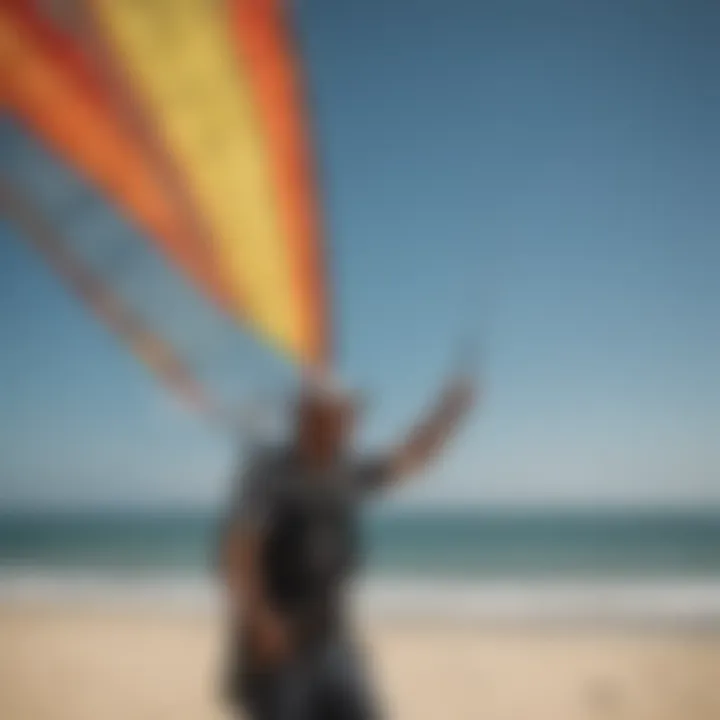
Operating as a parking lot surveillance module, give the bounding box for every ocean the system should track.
[2,510,719,621]
[1,509,719,578]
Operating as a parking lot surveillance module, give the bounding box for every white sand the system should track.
[1,603,719,720]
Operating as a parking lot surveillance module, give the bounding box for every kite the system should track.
[0,0,329,415]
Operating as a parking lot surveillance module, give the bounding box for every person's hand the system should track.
[250,608,292,667]
[448,340,481,412]
[444,372,478,416]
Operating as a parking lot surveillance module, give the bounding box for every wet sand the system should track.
[1,603,719,719]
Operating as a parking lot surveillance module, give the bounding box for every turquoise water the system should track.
[0,510,719,579]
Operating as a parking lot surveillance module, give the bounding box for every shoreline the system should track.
[2,570,720,626]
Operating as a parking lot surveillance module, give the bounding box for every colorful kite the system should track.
[0,0,329,414]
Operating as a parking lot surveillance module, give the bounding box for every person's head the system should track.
[293,374,359,466]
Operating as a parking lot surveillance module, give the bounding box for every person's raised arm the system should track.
[387,373,477,481]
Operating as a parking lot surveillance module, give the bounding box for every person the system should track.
[220,369,476,719]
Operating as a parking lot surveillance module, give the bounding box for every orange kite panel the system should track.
[230,0,329,364]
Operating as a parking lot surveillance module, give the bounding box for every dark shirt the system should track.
[227,446,389,653]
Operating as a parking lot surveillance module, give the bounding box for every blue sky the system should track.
[1,0,719,509]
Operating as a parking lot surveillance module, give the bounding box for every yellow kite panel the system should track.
[88,0,308,361]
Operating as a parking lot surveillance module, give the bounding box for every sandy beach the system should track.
[1,603,719,720]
